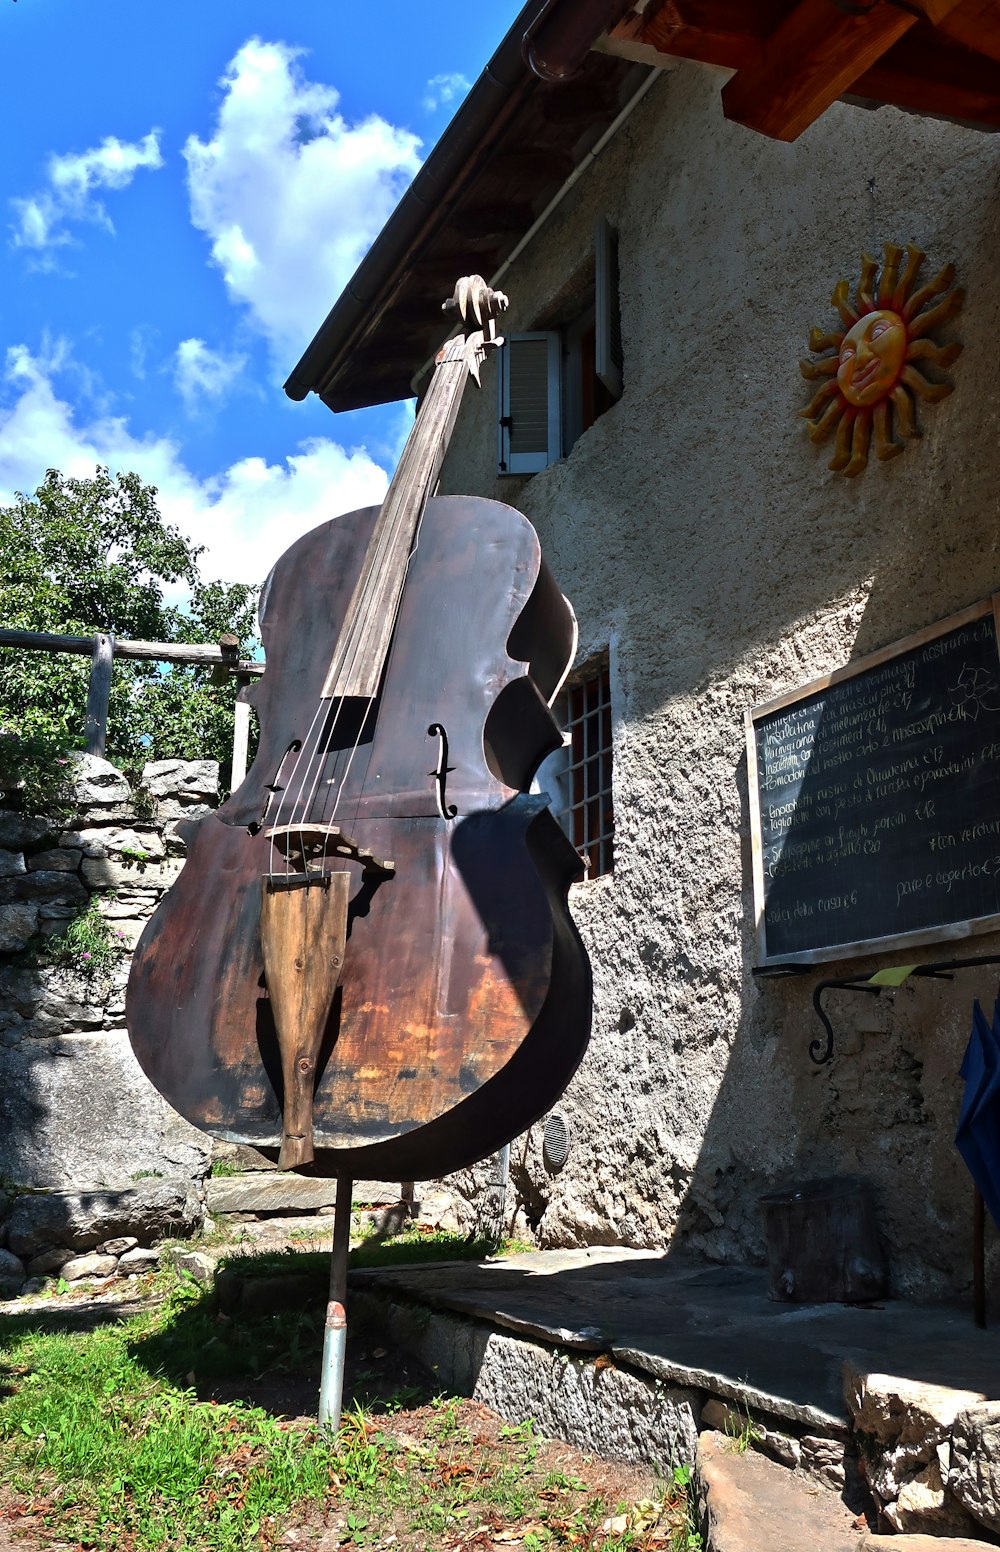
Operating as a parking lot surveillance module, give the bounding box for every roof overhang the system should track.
[285,0,1000,415]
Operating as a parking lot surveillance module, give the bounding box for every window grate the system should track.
[550,664,614,879]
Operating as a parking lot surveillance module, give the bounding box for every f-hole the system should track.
[248,739,301,835]
[429,723,457,820]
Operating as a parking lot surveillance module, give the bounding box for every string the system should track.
[270,389,433,850]
[288,402,433,836]
[266,350,459,877]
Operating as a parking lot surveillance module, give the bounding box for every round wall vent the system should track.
[542,1111,571,1173]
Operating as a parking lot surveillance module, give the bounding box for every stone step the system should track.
[696,1430,861,1552]
[860,1537,1000,1551]
[205,1173,407,1217]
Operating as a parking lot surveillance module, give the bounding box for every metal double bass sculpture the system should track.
[126,278,592,1199]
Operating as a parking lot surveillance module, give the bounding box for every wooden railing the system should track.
[0,628,264,789]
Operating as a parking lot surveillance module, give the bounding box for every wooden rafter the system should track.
[934,0,1000,66]
[853,27,1000,128]
[603,0,997,141]
[607,1,780,72]
[720,0,918,142]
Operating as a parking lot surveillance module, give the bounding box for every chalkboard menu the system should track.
[747,597,1000,965]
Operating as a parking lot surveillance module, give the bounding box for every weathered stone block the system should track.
[845,1368,983,1447]
[60,1252,118,1282]
[27,849,81,872]
[860,1535,1000,1550]
[68,755,131,808]
[0,871,87,906]
[98,1236,138,1255]
[59,827,164,861]
[0,850,25,877]
[7,1178,201,1258]
[799,1434,845,1492]
[168,1248,216,1285]
[81,857,183,891]
[0,1028,211,1187]
[118,1247,159,1275]
[0,902,39,951]
[0,1247,26,1295]
[884,1459,981,1537]
[141,760,218,800]
[26,1247,75,1276]
[0,812,50,850]
[950,1403,1000,1534]
[148,800,212,823]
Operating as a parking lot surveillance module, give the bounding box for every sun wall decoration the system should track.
[799,242,964,477]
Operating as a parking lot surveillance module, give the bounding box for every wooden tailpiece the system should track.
[260,871,350,1169]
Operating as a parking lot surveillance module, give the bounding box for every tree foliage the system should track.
[0,467,259,802]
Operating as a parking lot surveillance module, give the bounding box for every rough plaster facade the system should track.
[437,61,1000,1301]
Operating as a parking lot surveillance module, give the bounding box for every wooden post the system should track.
[85,633,114,756]
[231,678,251,790]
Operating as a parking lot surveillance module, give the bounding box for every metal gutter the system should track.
[283,0,650,408]
[283,0,548,403]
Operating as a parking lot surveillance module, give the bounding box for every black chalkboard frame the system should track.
[746,594,1000,968]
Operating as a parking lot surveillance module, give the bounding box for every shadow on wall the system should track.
[670,554,1000,1310]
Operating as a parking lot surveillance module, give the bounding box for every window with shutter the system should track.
[497,218,622,476]
[498,332,561,474]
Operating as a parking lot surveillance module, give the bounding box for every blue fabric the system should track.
[956,999,1000,1231]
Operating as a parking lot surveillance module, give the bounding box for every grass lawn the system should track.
[0,1252,700,1552]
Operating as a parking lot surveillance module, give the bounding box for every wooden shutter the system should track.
[595,216,623,400]
[498,332,561,475]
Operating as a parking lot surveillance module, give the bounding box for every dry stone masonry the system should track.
[0,753,218,1296]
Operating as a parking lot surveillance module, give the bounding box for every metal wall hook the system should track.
[811,954,1000,1065]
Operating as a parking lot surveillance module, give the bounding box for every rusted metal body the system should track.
[126,493,591,1179]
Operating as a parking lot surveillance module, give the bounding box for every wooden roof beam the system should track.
[605,1,781,73]
[851,27,1000,128]
[721,0,921,142]
[935,0,1000,66]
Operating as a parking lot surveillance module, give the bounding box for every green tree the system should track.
[0,466,259,807]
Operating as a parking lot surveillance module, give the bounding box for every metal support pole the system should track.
[85,633,113,756]
[319,1173,353,1430]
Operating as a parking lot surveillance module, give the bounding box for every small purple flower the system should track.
[81,952,91,960]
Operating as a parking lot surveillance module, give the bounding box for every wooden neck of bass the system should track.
[321,342,472,701]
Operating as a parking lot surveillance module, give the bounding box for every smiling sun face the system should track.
[799,243,964,477]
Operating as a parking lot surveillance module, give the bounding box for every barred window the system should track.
[537,661,614,879]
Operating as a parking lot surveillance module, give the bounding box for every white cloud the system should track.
[10,131,163,251]
[174,338,248,409]
[0,342,388,587]
[183,39,422,365]
[422,73,470,113]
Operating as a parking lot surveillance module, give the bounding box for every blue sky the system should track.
[0,0,520,585]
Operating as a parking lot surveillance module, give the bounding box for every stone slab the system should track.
[859,1537,999,1551]
[206,1173,340,1214]
[349,1251,1000,1437]
[695,1430,859,1552]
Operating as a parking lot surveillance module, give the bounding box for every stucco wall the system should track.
[436,61,1000,1301]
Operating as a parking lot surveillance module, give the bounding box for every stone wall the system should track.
[436,62,1000,1300]
[0,753,216,1293]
